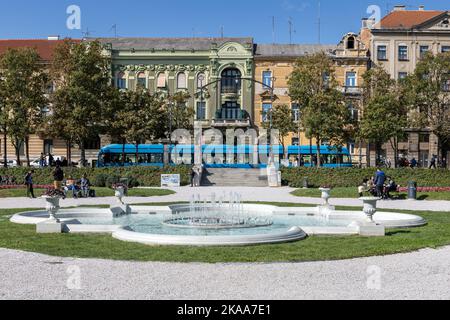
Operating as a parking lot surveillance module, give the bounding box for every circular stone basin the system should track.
[10,203,427,246]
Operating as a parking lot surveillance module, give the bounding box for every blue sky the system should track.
[0,0,447,44]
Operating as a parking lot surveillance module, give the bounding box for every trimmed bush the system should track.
[0,166,191,187]
[281,167,450,188]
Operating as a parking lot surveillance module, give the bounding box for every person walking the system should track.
[39,153,46,168]
[429,155,437,169]
[53,165,64,190]
[190,165,196,187]
[374,168,386,198]
[24,170,35,198]
[48,153,54,167]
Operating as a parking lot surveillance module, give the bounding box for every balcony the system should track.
[212,108,250,128]
[340,86,362,95]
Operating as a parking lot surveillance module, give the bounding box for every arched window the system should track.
[221,68,241,94]
[117,72,126,89]
[347,36,355,49]
[157,73,166,88]
[197,73,206,89]
[177,73,187,89]
[137,72,146,88]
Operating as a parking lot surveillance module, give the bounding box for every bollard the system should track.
[408,181,417,200]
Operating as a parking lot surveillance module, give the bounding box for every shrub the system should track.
[105,175,121,189]
[281,167,450,188]
[93,174,109,187]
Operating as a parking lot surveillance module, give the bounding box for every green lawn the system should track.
[1,203,449,263]
[291,187,450,201]
[0,187,175,198]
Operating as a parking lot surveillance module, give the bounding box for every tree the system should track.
[167,91,195,137]
[406,52,450,160]
[111,87,167,164]
[49,40,111,167]
[262,104,296,148]
[358,67,407,168]
[288,52,350,167]
[0,48,48,166]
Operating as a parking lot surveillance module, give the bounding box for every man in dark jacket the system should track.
[25,170,35,198]
[53,165,64,190]
[374,168,386,198]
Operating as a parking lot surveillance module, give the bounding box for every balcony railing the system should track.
[213,108,250,127]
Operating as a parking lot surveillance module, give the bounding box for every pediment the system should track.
[217,42,249,55]
[415,12,450,31]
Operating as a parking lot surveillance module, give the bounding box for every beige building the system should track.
[361,6,450,167]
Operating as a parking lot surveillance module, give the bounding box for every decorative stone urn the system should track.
[360,197,379,223]
[319,188,331,206]
[42,196,61,222]
[114,187,125,204]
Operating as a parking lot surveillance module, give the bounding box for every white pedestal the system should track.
[36,221,65,234]
[355,222,386,237]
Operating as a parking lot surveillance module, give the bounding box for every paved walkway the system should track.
[1,187,449,211]
[1,247,449,300]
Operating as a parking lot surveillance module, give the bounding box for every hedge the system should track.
[0,166,191,187]
[281,168,450,188]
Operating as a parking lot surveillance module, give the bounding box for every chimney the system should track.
[47,36,60,41]
[362,18,376,29]
[419,5,425,11]
[393,5,406,11]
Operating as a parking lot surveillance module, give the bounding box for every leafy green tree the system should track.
[406,52,450,158]
[288,52,350,167]
[0,48,48,166]
[49,40,111,167]
[262,104,296,148]
[167,91,195,136]
[359,67,407,167]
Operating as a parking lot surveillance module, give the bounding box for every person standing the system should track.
[24,170,35,199]
[48,153,54,167]
[39,153,45,168]
[374,168,386,198]
[190,165,196,187]
[429,155,437,169]
[53,165,64,190]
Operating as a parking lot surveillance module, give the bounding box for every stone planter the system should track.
[319,188,331,206]
[360,197,379,222]
[42,196,61,222]
[114,187,125,204]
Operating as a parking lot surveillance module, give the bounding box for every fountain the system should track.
[165,192,273,229]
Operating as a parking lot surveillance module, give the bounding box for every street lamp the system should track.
[269,76,277,164]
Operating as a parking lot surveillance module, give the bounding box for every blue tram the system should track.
[97,144,352,168]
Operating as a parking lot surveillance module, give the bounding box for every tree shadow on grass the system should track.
[386,230,413,236]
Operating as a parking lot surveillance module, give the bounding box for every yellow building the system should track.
[254,33,369,166]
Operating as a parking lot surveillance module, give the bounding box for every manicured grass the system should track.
[1,203,450,263]
[291,187,450,201]
[0,187,175,198]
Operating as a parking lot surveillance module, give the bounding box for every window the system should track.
[177,73,187,89]
[442,46,450,53]
[262,71,272,89]
[420,46,429,59]
[84,136,101,150]
[117,72,126,89]
[262,103,272,122]
[44,139,53,154]
[221,68,241,93]
[398,45,408,61]
[197,73,206,89]
[196,102,206,120]
[291,103,300,122]
[419,134,430,143]
[348,103,359,121]
[442,77,450,92]
[137,72,146,88]
[377,45,387,60]
[345,72,357,87]
[157,73,166,88]
[347,36,355,49]
[398,72,408,80]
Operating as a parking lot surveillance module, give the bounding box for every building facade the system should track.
[362,6,450,167]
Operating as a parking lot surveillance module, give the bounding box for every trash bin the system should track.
[303,177,309,189]
[408,181,417,200]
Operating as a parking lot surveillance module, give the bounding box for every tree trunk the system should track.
[25,136,30,167]
[14,139,21,167]
[80,140,86,167]
[122,139,126,167]
[3,132,7,168]
[316,139,321,168]
[66,141,72,167]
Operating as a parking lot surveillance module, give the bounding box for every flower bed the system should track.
[397,187,450,193]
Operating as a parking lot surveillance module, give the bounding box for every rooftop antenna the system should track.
[272,16,276,44]
[109,24,118,38]
[220,26,224,38]
[317,1,321,44]
[82,27,94,39]
[288,17,296,44]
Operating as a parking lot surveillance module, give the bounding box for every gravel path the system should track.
[1,186,450,212]
[1,247,449,300]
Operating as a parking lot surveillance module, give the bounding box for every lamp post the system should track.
[269,76,277,164]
